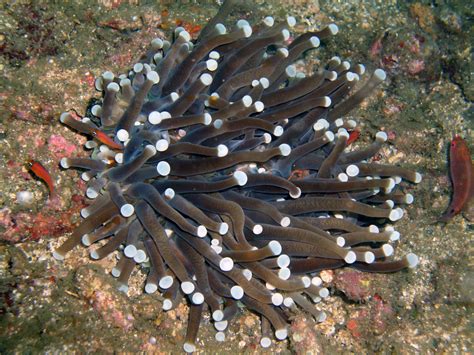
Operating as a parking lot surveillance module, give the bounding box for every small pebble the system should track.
[16,191,34,206]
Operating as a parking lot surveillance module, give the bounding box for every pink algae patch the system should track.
[34,136,46,149]
[48,134,78,159]
[91,290,135,331]
[407,59,425,75]
[334,270,372,302]
[346,295,394,338]
[0,207,79,243]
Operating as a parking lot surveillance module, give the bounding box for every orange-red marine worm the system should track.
[27,160,56,198]
[439,135,473,222]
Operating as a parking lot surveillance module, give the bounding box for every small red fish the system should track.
[27,160,56,199]
[439,135,473,222]
[92,129,123,150]
[288,169,310,181]
[346,128,360,146]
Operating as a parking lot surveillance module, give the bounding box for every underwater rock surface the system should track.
[0,1,471,353]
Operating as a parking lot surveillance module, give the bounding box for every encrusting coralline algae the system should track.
[54,0,420,351]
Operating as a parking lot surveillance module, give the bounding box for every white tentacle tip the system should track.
[286,16,296,27]
[52,251,65,261]
[60,158,70,169]
[124,244,137,258]
[217,144,228,157]
[389,230,400,241]
[219,257,234,271]
[196,225,207,238]
[86,188,99,199]
[277,254,290,268]
[269,240,282,255]
[263,16,274,27]
[242,268,252,281]
[146,71,160,84]
[382,244,394,257]
[214,320,228,331]
[253,224,263,235]
[206,59,218,71]
[336,236,345,247]
[181,281,195,295]
[278,268,291,280]
[414,172,422,183]
[164,188,175,200]
[219,222,229,235]
[376,131,388,142]
[241,24,253,38]
[280,216,291,227]
[157,161,171,176]
[313,119,327,132]
[289,187,301,199]
[337,128,350,139]
[144,144,157,156]
[272,293,284,306]
[254,101,264,112]
[263,132,272,144]
[346,164,359,177]
[120,204,135,217]
[275,328,288,340]
[233,170,248,186]
[406,253,419,268]
[242,95,253,107]
[344,251,356,264]
[133,63,144,73]
[209,51,220,60]
[143,282,157,295]
[273,125,284,137]
[374,68,387,81]
[107,82,120,92]
[200,73,213,85]
[404,193,414,204]
[215,23,227,34]
[389,207,404,221]
[192,292,204,305]
[183,343,196,353]
[59,112,70,123]
[148,111,162,124]
[260,337,271,348]
[116,129,129,142]
[230,285,244,299]
[311,276,322,287]
[260,77,270,88]
[369,225,379,233]
[155,139,169,152]
[310,36,320,48]
[213,310,224,322]
[90,250,99,260]
[319,287,330,298]
[328,23,339,35]
[162,299,172,311]
[159,275,174,289]
[364,251,375,264]
[322,96,332,107]
[279,143,291,156]
[203,112,212,125]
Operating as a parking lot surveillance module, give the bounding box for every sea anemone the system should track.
[55,1,420,351]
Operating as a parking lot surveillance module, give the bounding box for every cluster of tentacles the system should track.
[55,2,420,352]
